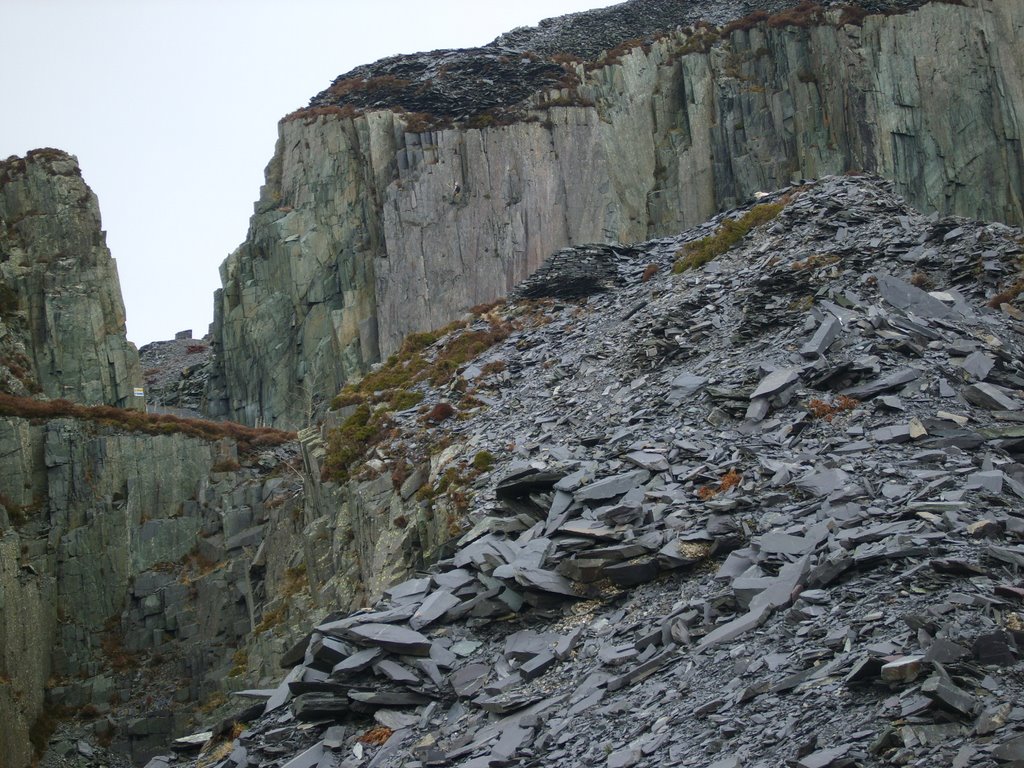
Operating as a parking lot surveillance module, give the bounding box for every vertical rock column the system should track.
[0,149,143,407]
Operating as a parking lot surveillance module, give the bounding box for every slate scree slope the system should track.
[2,0,1024,767]
[165,179,1024,766]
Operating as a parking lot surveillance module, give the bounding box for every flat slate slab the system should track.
[343,623,433,656]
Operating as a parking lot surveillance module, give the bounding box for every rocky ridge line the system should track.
[149,175,1024,768]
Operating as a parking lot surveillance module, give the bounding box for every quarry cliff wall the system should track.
[206,0,1023,429]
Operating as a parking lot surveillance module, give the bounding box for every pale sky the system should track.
[2,0,614,345]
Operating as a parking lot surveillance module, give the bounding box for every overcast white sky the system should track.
[2,0,613,346]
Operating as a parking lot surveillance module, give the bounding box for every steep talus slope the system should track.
[0,149,142,406]
[0,154,308,767]
[156,176,1024,768]
[206,0,1024,430]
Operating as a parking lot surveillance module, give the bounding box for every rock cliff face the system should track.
[206,0,1024,429]
[0,413,308,765]
[0,154,310,766]
[0,149,142,406]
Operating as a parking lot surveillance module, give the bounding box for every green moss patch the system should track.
[673,201,786,274]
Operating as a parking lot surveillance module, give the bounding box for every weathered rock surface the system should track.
[0,154,313,768]
[0,412,308,766]
[150,175,1024,768]
[206,0,1024,429]
[0,149,142,406]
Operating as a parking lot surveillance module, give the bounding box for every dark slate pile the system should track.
[301,0,937,122]
[160,176,1024,768]
[138,336,213,415]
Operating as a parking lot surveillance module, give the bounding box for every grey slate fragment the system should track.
[280,743,324,768]
[745,397,770,422]
[872,424,913,443]
[450,663,490,697]
[292,693,350,720]
[495,469,566,499]
[504,630,560,661]
[384,577,431,601]
[607,746,641,768]
[348,689,431,707]
[877,274,955,318]
[374,659,421,684]
[797,743,851,768]
[544,490,575,535]
[557,557,607,582]
[795,467,850,496]
[624,450,669,472]
[322,726,348,750]
[922,639,969,664]
[800,315,842,358]
[512,567,578,596]
[606,648,676,692]
[758,531,817,556]
[603,558,660,586]
[265,665,304,713]
[921,674,978,716]
[963,382,1021,411]
[374,710,420,730]
[976,702,1012,736]
[843,367,922,400]
[972,631,1017,666]
[992,734,1024,762]
[574,469,650,501]
[409,588,461,631]
[750,367,800,399]
[961,350,995,380]
[519,650,557,680]
[432,568,475,590]
[344,623,433,656]
[332,647,383,676]
[670,372,707,397]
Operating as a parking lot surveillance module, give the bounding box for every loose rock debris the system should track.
[160,176,1024,767]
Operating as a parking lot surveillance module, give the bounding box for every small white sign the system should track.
[133,387,145,398]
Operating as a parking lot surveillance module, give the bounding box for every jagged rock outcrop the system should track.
[206,0,1024,429]
[0,149,142,407]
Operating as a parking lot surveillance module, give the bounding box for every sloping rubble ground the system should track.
[303,0,933,119]
[165,176,1024,768]
[139,337,213,413]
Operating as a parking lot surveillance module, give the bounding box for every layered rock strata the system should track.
[207,0,1024,429]
[0,149,142,406]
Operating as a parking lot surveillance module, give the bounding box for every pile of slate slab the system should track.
[157,175,1024,768]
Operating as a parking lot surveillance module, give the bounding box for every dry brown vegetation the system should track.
[0,393,295,453]
[806,395,860,422]
[697,469,743,500]
[281,104,361,125]
[987,279,1024,309]
[359,726,394,746]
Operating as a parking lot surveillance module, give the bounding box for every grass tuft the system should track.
[673,202,785,273]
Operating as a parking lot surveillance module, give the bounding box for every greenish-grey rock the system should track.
[0,149,143,407]
[206,0,1024,429]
